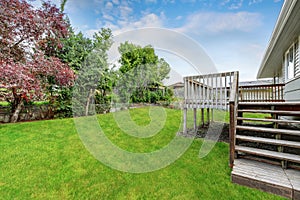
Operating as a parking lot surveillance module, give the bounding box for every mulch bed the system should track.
[178,122,230,143]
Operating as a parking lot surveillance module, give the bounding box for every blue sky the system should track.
[31,0,284,82]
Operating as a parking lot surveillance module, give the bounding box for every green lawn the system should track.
[0,107,282,199]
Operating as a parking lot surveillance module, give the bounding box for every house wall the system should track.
[285,76,300,101]
[282,37,300,101]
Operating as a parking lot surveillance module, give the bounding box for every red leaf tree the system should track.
[0,0,75,122]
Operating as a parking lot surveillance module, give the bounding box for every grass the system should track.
[0,107,283,199]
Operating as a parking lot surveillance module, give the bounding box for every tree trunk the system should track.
[10,100,24,123]
[10,88,24,123]
[85,89,94,116]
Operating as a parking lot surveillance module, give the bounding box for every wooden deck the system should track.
[182,72,300,198]
[232,159,300,199]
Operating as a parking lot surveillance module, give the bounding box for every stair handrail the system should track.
[229,71,239,168]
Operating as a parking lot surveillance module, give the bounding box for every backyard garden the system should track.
[0,0,287,199]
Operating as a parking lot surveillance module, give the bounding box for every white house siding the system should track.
[295,39,300,77]
[282,38,300,102]
[285,77,300,101]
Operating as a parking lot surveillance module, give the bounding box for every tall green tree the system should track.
[116,42,171,104]
[60,0,68,12]
[57,28,115,116]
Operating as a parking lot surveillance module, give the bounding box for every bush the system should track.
[95,93,111,114]
[53,87,73,118]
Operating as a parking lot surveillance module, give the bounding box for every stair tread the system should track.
[235,146,300,163]
[236,125,300,136]
[236,135,300,148]
[237,117,300,124]
[238,109,300,115]
[239,102,300,106]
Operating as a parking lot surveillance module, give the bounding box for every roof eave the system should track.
[257,0,297,79]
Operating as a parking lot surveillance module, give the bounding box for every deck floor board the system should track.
[232,159,300,199]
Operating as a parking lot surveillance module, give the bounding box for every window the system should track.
[285,44,295,80]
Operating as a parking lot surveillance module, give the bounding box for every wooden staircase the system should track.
[231,101,300,199]
[182,71,300,198]
[235,102,300,168]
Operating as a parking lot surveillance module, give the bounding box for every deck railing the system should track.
[183,71,237,133]
[239,83,285,102]
[184,71,235,110]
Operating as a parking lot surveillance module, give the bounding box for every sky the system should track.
[31,0,285,83]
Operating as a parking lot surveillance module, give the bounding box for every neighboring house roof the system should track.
[257,0,300,79]
[168,82,184,88]
[239,80,273,87]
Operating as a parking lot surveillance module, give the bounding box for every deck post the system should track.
[201,108,205,127]
[183,107,187,133]
[207,108,210,125]
[229,71,239,168]
[193,108,197,131]
[229,102,236,168]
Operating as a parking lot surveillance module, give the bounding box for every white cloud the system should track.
[180,0,196,3]
[63,0,95,14]
[229,1,244,10]
[221,0,244,9]
[103,14,115,21]
[176,11,262,35]
[119,6,133,19]
[133,13,163,27]
[162,0,175,3]
[112,0,120,5]
[175,16,183,20]
[249,0,263,5]
[108,13,164,35]
[221,0,231,6]
[105,2,114,10]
